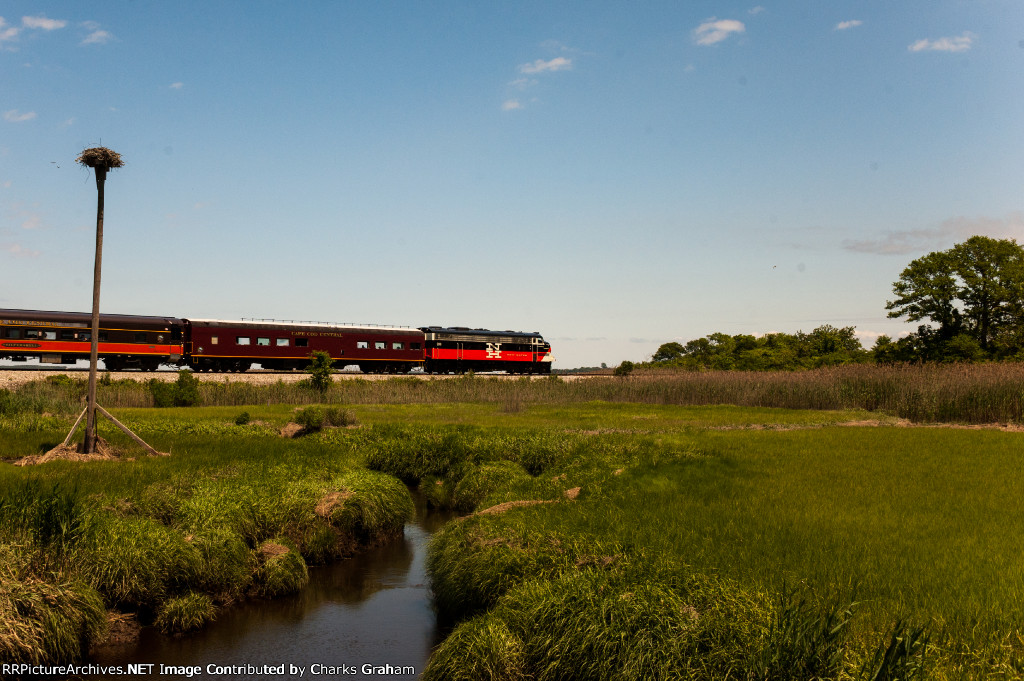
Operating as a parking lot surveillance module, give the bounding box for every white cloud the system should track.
[502,99,523,111]
[748,6,766,15]
[80,22,113,45]
[508,77,535,90]
[843,212,1024,255]
[519,57,572,74]
[170,82,184,89]
[835,20,863,31]
[19,213,41,230]
[22,15,66,30]
[908,32,973,53]
[694,18,746,46]
[0,17,20,44]
[2,243,41,258]
[3,109,36,123]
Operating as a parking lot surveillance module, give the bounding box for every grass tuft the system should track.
[154,592,216,634]
[252,538,309,598]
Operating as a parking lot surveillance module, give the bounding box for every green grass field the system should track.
[1,381,1022,678]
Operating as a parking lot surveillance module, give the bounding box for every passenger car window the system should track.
[236,337,251,345]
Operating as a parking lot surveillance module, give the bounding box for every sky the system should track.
[2,2,1023,368]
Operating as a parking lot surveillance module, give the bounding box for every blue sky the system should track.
[2,2,1022,368]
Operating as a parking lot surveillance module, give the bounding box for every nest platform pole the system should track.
[84,165,107,453]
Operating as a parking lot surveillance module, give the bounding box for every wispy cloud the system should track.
[2,243,41,258]
[80,21,113,46]
[22,15,66,31]
[843,212,1024,255]
[694,18,746,46]
[169,82,184,90]
[504,44,580,111]
[0,17,20,45]
[908,32,973,53]
[519,57,572,74]
[748,6,766,15]
[3,109,36,123]
[835,20,863,31]
[19,212,41,230]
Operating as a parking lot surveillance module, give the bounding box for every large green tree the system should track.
[886,236,1024,356]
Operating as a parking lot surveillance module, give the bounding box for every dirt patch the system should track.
[94,611,142,647]
[259,542,290,558]
[575,555,617,568]
[564,486,581,500]
[279,422,304,438]
[315,490,352,518]
[475,499,556,516]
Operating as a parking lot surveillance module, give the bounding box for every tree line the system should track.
[649,236,1024,370]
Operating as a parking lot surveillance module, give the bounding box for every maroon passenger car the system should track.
[184,319,425,373]
[0,308,183,370]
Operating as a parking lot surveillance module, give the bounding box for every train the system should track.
[0,309,553,375]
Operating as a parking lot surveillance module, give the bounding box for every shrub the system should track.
[305,350,335,395]
[234,411,251,426]
[295,406,356,432]
[148,371,202,408]
[172,370,201,407]
[614,361,635,377]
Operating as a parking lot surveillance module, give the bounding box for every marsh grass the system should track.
[409,406,1024,679]
[0,543,107,665]
[0,418,417,663]
[3,388,1023,675]
[9,362,1024,423]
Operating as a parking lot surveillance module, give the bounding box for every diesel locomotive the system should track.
[0,309,553,374]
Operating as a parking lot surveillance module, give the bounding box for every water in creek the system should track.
[83,495,454,680]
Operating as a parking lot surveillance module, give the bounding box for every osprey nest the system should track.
[76,147,124,169]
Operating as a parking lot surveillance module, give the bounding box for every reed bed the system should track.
[6,363,1024,423]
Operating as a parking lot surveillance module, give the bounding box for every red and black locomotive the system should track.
[0,309,553,374]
